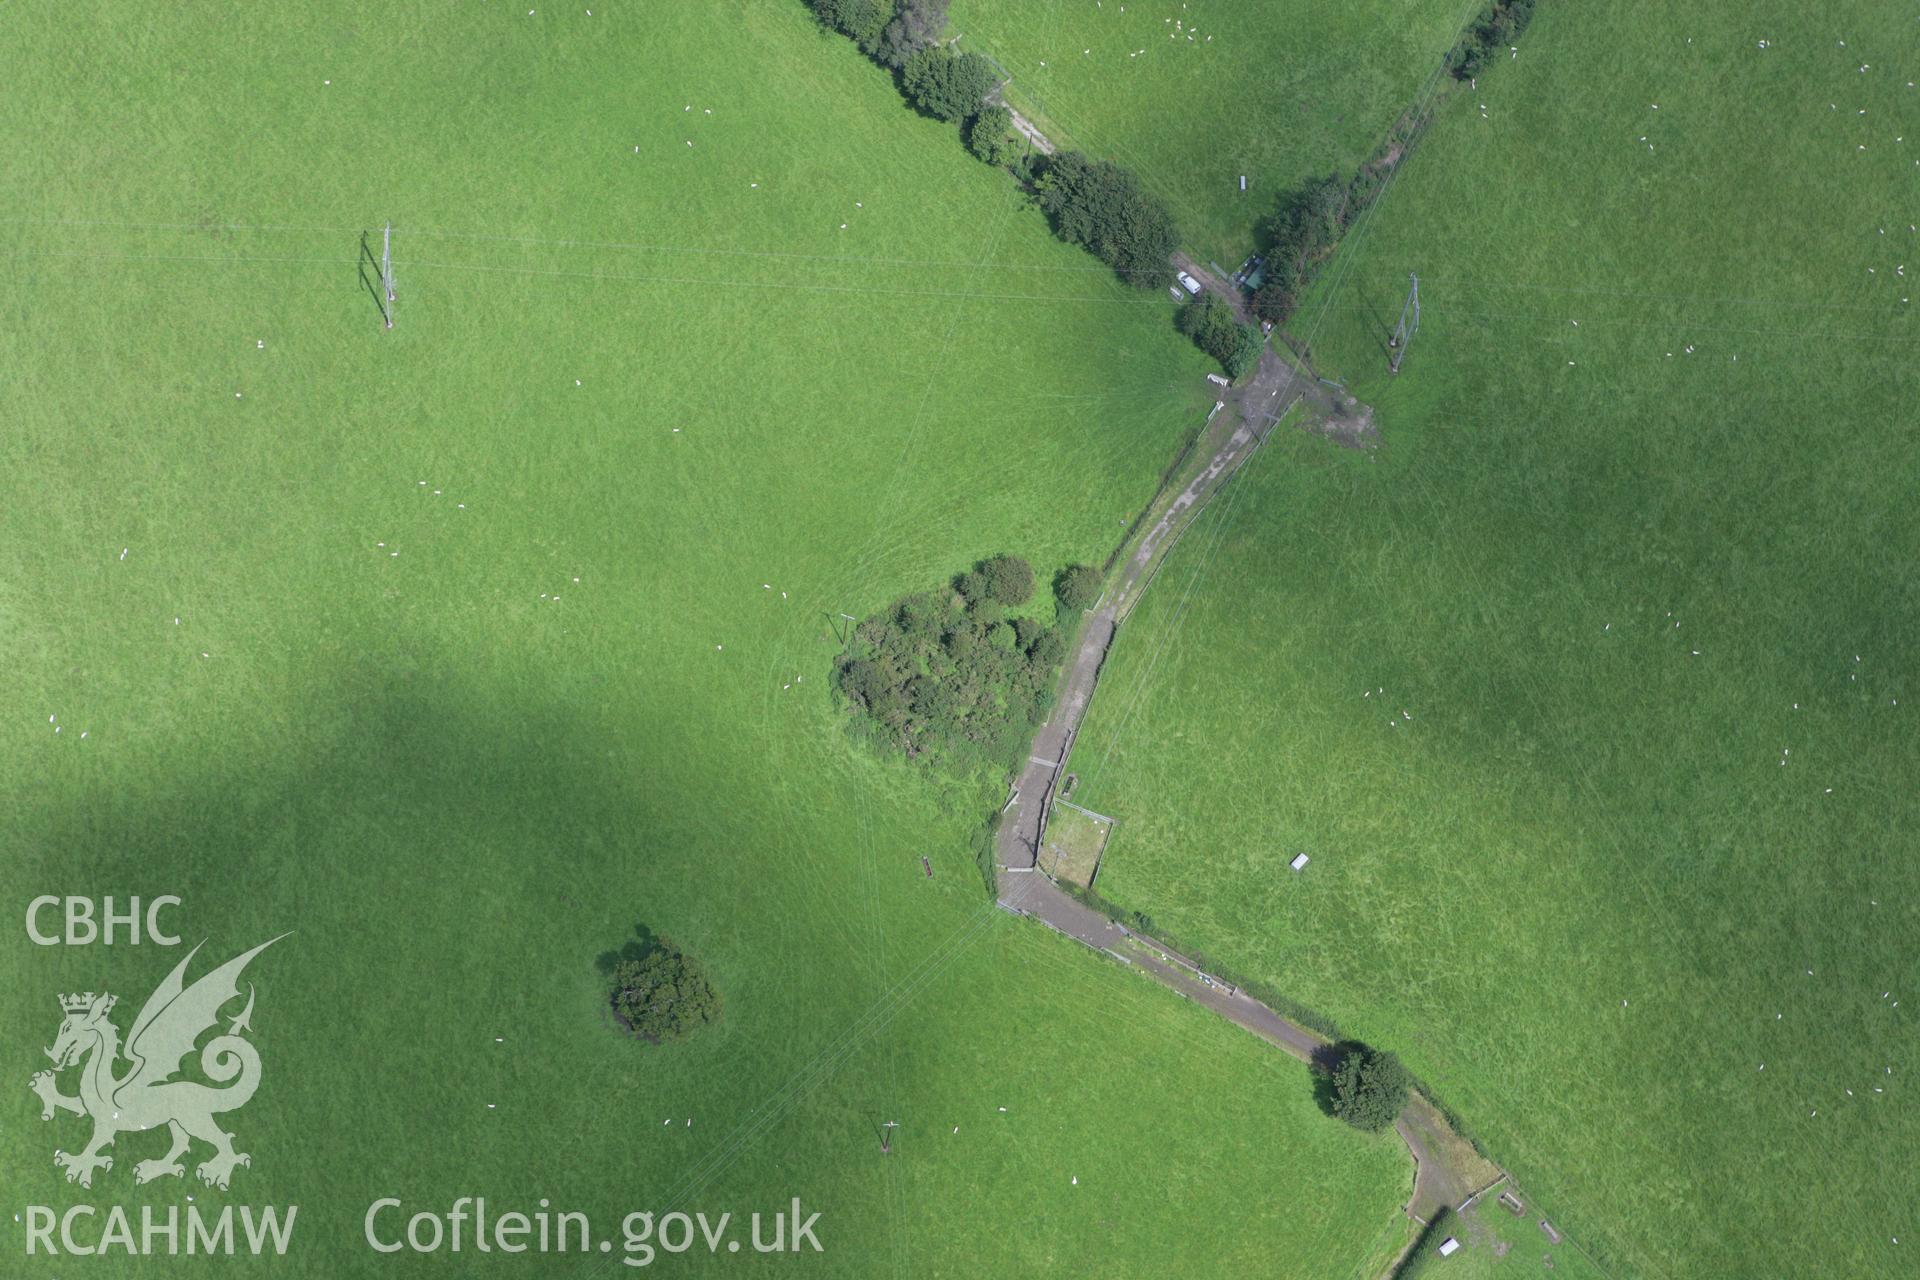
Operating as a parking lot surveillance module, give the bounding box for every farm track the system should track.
[993,348,1293,874]
[995,348,1498,1240]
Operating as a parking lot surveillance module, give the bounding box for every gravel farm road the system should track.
[993,350,1500,1231]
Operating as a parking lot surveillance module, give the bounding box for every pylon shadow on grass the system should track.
[357,232,389,326]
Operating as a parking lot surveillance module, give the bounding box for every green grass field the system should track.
[950,0,1472,265]
[0,2,1414,1274]
[1068,1,1920,1276]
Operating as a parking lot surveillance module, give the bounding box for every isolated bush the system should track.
[1327,1044,1410,1133]
[1035,151,1180,288]
[901,47,998,122]
[1053,563,1101,612]
[609,937,722,1044]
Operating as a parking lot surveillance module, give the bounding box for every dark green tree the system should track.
[953,569,987,605]
[1034,151,1180,288]
[876,0,951,68]
[1176,296,1260,376]
[1224,322,1265,379]
[1027,628,1067,668]
[808,0,893,54]
[1327,1044,1410,1133]
[1263,175,1346,295]
[1450,0,1538,79]
[901,48,999,123]
[979,553,1034,606]
[1249,281,1297,326]
[609,938,722,1043]
[967,105,1014,165]
[1053,563,1102,612]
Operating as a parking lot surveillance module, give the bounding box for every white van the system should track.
[1175,271,1202,296]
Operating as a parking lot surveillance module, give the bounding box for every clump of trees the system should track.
[835,555,1072,769]
[608,937,722,1044]
[1449,0,1540,80]
[1324,1042,1411,1132]
[1035,151,1181,288]
[1176,295,1263,378]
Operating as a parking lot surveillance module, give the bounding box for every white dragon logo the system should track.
[29,936,286,1191]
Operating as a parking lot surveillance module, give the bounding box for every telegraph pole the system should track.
[1388,272,1419,373]
[880,1120,900,1154]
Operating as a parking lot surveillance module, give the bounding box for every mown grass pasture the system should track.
[1068,1,1920,1275]
[0,2,1410,1274]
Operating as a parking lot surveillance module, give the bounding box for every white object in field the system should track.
[1239,175,1247,191]
[1289,853,1310,872]
[1439,1237,1461,1258]
[1206,373,1230,386]
[1176,271,1202,295]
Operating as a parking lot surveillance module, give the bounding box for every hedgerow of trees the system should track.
[804,3,1182,289]
[1448,0,1540,80]
[835,555,1072,769]
[1253,175,1347,327]
[1035,151,1181,288]
[609,937,722,1044]
[1176,295,1264,379]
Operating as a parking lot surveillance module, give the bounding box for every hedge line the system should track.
[803,1,1181,291]
[1447,0,1540,80]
